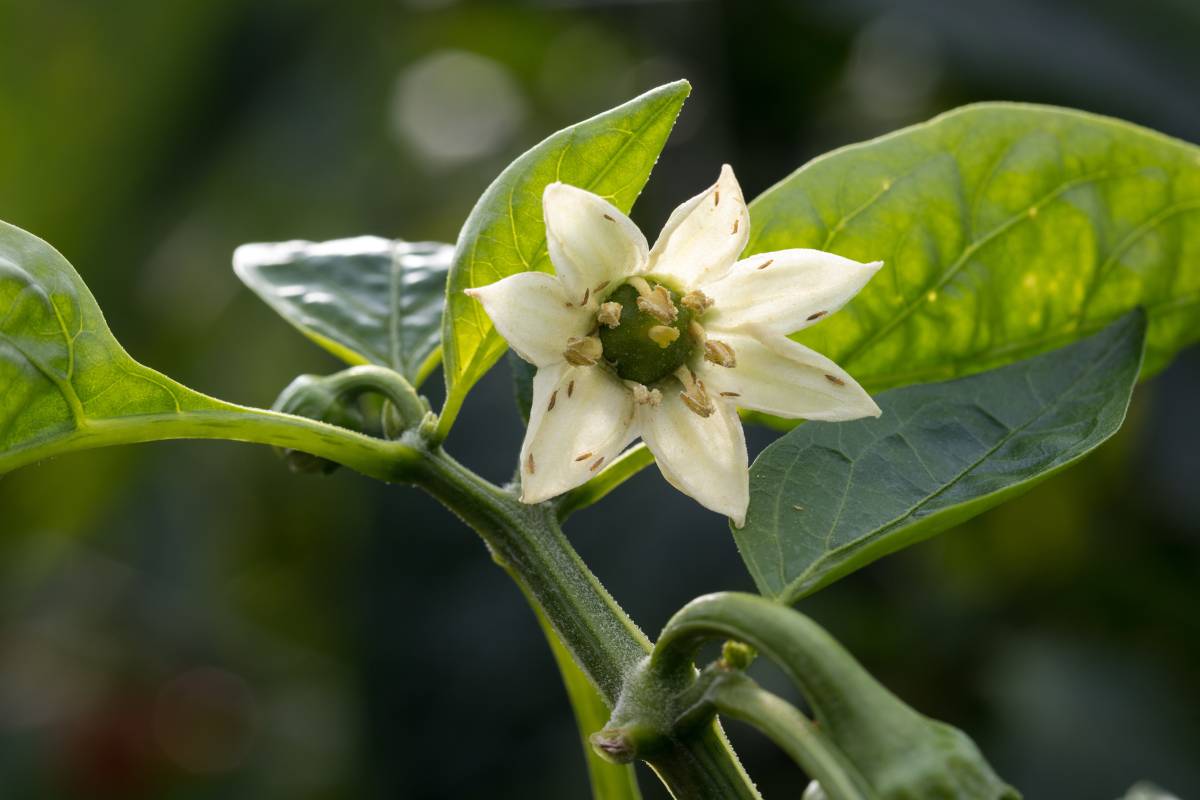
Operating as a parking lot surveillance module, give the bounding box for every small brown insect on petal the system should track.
[719,391,741,397]
[602,213,615,222]
[731,218,740,235]
[575,451,592,462]
[581,287,590,305]
[824,374,846,386]
[589,457,605,471]
[756,259,774,271]
[714,189,721,206]
[567,380,575,398]
[594,280,610,292]
[807,310,828,321]
[526,453,536,474]
[547,390,558,411]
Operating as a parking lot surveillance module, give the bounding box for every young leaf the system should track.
[749,103,1200,395]
[734,312,1145,604]
[234,236,453,386]
[438,80,691,438]
[0,220,418,480]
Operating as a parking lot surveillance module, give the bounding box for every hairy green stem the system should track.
[413,448,760,800]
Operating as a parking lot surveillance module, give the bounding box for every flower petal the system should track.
[700,330,880,421]
[544,183,649,301]
[647,164,748,288]
[639,390,749,525]
[519,363,637,504]
[704,249,882,337]
[466,272,592,367]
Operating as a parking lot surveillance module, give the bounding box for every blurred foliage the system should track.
[0,1,1197,798]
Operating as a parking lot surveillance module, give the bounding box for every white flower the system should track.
[466,165,881,526]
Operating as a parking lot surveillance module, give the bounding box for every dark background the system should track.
[1,1,1198,798]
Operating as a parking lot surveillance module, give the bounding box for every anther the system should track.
[824,374,846,386]
[648,325,679,349]
[806,310,827,321]
[704,339,737,368]
[631,384,663,406]
[598,301,623,328]
[636,284,678,324]
[676,367,715,418]
[681,290,713,313]
[564,336,603,366]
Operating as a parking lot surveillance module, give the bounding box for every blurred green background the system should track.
[1,1,1198,798]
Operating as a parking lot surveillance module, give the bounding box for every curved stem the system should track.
[704,673,875,800]
[413,449,760,799]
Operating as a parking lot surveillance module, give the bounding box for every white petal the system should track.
[519,363,638,504]
[639,390,749,526]
[544,183,649,301]
[704,249,882,337]
[647,164,748,288]
[466,272,592,367]
[700,330,880,421]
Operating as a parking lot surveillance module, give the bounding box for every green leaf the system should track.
[438,80,691,439]
[0,219,419,480]
[234,236,454,386]
[733,312,1145,604]
[749,103,1200,396]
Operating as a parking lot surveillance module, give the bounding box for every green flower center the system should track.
[598,281,696,385]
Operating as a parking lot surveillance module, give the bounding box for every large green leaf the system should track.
[749,103,1200,395]
[0,220,417,480]
[733,312,1144,604]
[438,80,691,438]
[234,236,454,386]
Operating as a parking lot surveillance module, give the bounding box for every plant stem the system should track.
[413,448,760,800]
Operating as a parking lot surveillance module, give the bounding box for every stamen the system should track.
[631,383,663,406]
[824,374,846,386]
[806,310,828,321]
[757,259,774,270]
[648,325,680,349]
[636,284,678,323]
[598,301,623,328]
[547,390,558,411]
[681,289,713,313]
[575,451,592,462]
[689,319,707,345]
[676,367,715,418]
[704,339,737,368]
[564,336,603,366]
[627,276,654,298]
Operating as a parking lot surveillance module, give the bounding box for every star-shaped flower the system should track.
[467,165,881,525]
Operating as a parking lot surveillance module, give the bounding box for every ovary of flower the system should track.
[465,165,882,526]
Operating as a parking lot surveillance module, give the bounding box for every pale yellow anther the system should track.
[681,290,713,313]
[563,335,603,366]
[675,367,715,418]
[631,383,663,406]
[648,325,679,349]
[636,284,678,324]
[704,339,737,368]
[597,301,623,328]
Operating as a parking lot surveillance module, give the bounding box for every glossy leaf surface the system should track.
[439,80,690,435]
[749,103,1200,394]
[235,236,454,385]
[734,312,1145,603]
[0,220,417,480]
